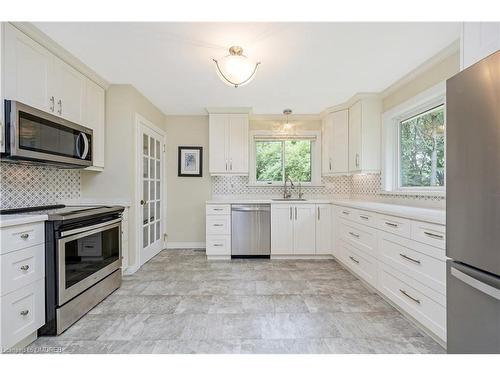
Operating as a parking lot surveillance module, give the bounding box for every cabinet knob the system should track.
[20,233,29,240]
[20,309,29,316]
[20,265,30,271]
[140,199,146,206]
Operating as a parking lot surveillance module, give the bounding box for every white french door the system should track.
[137,116,165,265]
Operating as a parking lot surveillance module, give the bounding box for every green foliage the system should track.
[255,140,312,183]
[399,105,445,187]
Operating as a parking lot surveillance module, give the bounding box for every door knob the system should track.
[140,199,146,205]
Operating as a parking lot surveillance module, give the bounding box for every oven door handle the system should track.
[60,218,122,238]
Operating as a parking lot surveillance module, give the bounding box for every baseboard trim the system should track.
[271,255,334,260]
[166,242,206,249]
[123,265,140,275]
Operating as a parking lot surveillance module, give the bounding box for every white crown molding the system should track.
[320,93,381,117]
[10,22,110,89]
[205,107,252,114]
[250,113,321,121]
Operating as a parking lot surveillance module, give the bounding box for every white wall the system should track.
[81,84,166,269]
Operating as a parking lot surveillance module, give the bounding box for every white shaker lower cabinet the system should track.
[315,204,332,254]
[271,203,329,256]
[333,205,447,344]
[205,204,231,259]
[0,220,46,351]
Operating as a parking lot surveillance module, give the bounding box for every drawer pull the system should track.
[342,211,350,215]
[385,222,398,228]
[360,215,369,220]
[213,224,223,227]
[349,256,359,264]
[20,309,30,316]
[20,265,30,271]
[213,243,223,247]
[399,253,421,265]
[399,289,421,304]
[348,231,360,238]
[20,233,30,240]
[213,208,224,211]
[424,231,444,240]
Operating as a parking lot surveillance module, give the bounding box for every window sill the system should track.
[379,190,445,197]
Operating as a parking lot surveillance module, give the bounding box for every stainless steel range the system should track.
[0,204,124,335]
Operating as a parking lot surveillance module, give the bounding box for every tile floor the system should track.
[26,249,445,354]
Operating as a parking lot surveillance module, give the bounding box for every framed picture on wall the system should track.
[178,146,203,177]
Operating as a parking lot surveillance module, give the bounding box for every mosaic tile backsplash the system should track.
[212,173,445,208]
[0,163,81,209]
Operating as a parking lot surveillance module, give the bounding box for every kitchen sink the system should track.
[271,198,307,201]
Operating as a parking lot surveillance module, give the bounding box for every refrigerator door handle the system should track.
[451,267,500,301]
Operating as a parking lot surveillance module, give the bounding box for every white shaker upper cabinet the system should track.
[84,78,105,169]
[322,110,349,175]
[1,23,4,153]
[53,57,85,124]
[321,113,334,175]
[4,23,53,114]
[461,22,500,69]
[208,112,249,175]
[348,97,382,174]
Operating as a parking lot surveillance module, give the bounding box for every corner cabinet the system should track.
[461,22,500,69]
[208,113,249,175]
[348,97,382,174]
[2,23,106,170]
[322,109,349,175]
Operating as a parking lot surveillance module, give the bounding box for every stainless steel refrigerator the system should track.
[446,50,500,354]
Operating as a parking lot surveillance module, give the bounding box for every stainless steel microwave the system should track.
[1,100,93,168]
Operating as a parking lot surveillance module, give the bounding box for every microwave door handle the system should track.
[81,133,89,159]
[75,133,82,158]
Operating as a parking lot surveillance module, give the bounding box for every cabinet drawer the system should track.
[0,280,45,349]
[206,215,231,235]
[411,221,446,249]
[378,232,446,294]
[0,222,44,255]
[0,244,45,296]
[338,219,377,257]
[206,235,231,256]
[378,263,446,341]
[376,214,412,238]
[206,204,231,215]
[341,240,378,287]
[334,206,356,221]
[353,209,377,227]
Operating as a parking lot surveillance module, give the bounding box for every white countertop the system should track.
[0,214,48,228]
[207,197,445,225]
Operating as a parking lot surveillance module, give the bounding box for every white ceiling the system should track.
[33,22,460,115]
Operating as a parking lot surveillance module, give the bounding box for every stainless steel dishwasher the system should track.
[231,204,271,258]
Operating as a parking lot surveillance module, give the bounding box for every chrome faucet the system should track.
[283,177,295,199]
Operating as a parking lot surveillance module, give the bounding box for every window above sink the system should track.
[248,130,322,186]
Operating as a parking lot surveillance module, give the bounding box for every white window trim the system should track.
[381,82,446,195]
[248,130,323,186]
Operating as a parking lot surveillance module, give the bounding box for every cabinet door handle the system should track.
[355,153,359,168]
[20,309,29,316]
[225,160,228,171]
[213,243,223,247]
[20,233,30,240]
[348,231,359,238]
[360,215,369,220]
[295,207,297,220]
[20,265,30,271]
[213,208,224,211]
[385,222,398,228]
[342,210,350,215]
[424,231,444,240]
[317,207,320,221]
[349,256,359,264]
[230,159,232,171]
[50,96,55,112]
[329,158,332,171]
[399,253,421,265]
[57,99,62,115]
[399,289,421,304]
[289,207,293,220]
[213,224,223,227]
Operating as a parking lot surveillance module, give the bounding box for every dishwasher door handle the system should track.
[232,207,269,212]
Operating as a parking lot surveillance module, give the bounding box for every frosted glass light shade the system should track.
[213,46,260,88]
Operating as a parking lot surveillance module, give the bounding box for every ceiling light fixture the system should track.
[213,46,260,88]
[283,109,293,131]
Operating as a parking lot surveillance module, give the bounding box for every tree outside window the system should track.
[399,105,445,188]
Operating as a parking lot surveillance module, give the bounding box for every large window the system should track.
[398,105,445,188]
[250,131,321,186]
[381,83,446,194]
[256,140,312,183]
